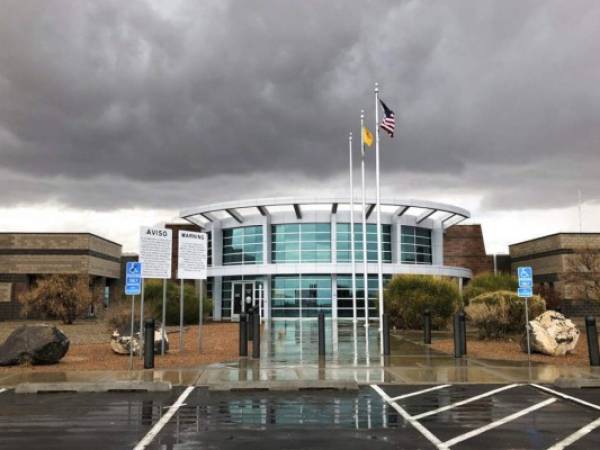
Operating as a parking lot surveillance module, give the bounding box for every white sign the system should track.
[139,226,172,279]
[178,230,208,280]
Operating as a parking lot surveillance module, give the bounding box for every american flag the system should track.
[379,99,395,138]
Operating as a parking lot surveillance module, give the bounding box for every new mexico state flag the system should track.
[362,126,373,147]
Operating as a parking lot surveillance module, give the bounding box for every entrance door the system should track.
[231,281,255,321]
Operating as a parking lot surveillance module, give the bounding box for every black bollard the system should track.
[318,311,326,357]
[144,319,155,369]
[239,313,248,357]
[453,313,462,358]
[585,316,600,367]
[252,309,261,359]
[383,314,391,356]
[247,307,254,341]
[459,311,467,356]
[424,309,432,344]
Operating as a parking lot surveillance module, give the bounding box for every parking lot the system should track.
[0,383,599,449]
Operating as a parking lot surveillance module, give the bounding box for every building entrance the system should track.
[231,281,257,321]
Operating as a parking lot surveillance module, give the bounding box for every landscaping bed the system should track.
[0,321,238,372]
[430,333,594,367]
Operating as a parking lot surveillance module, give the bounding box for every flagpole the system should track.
[349,132,357,323]
[374,82,384,354]
[360,110,369,328]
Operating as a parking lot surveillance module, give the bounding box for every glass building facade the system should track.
[216,222,438,320]
[223,226,263,265]
[336,223,392,263]
[271,223,331,263]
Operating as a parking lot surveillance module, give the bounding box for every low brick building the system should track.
[0,233,122,320]
[443,224,493,276]
[510,233,600,316]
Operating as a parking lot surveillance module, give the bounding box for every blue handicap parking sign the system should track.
[516,266,533,297]
[125,262,142,295]
[517,266,532,280]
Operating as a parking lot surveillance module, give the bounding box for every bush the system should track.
[463,273,518,304]
[143,280,212,326]
[104,301,154,332]
[19,274,93,324]
[465,290,546,339]
[385,275,460,330]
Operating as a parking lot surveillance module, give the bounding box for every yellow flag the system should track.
[362,126,373,147]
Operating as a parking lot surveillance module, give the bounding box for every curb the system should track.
[207,380,359,391]
[14,381,172,394]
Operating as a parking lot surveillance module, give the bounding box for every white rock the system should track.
[522,310,580,356]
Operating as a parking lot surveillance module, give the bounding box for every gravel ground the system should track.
[430,333,596,366]
[0,322,239,372]
[0,319,110,344]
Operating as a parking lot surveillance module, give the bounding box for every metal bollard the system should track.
[239,313,248,357]
[144,319,155,369]
[453,313,462,358]
[424,309,432,344]
[252,309,261,359]
[585,316,600,367]
[247,307,254,341]
[318,311,326,357]
[382,314,391,356]
[461,312,467,356]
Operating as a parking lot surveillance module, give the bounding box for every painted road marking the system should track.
[0,388,5,394]
[548,416,600,450]
[443,397,557,448]
[370,384,448,450]
[389,384,452,402]
[133,386,195,450]
[412,383,522,420]
[531,383,600,411]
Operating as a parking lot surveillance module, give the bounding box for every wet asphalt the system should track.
[0,385,599,449]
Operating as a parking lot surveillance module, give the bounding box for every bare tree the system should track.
[19,275,93,324]
[564,247,600,302]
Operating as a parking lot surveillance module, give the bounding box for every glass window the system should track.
[336,275,391,318]
[271,223,331,263]
[336,223,391,263]
[271,275,332,318]
[401,225,432,265]
[222,226,263,265]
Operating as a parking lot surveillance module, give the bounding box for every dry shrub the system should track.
[385,274,460,330]
[19,274,93,324]
[466,290,546,339]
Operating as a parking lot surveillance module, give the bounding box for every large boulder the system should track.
[0,324,70,366]
[110,326,169,356]
[521,310,580,356]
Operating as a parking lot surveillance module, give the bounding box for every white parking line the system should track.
[389,384,452,402]
[547,416,600,450]
[531,384,600,412]
[133,386,195,450]
[370,384,448,450]
[443,397,557,448]
[412,384,522,420]
[0,388,6,394]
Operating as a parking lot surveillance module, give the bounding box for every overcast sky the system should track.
[1,0,599,253]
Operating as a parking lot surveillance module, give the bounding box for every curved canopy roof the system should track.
[180,196,470,230]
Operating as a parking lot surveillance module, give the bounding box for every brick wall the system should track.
[443,224,492,275]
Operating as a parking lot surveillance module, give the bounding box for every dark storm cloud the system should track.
[0,0,599,211]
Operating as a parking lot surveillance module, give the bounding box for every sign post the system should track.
[140,226,172,356]
[125,262,142,369]
[177,230,208,353]
[517,266,534,362]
